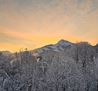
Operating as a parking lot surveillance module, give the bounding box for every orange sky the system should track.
[0,0,98,52]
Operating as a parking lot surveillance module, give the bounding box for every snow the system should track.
[0,40,98,91]
[36,39,73,53]
[56,39,72,47]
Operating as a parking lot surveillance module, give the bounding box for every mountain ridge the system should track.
[0,39,98,91]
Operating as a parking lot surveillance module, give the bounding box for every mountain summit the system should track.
[0,39,98,91]
[56,39,73,48]
[35,39,73,53]
[57,39,72,46]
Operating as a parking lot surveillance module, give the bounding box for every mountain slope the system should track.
[35,39,74,54]
[0,39,98,91]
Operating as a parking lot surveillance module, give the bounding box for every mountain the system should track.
[35,39,74,54]
[0,51,12,57]
[0,39,98,91]
[95,44,98,53]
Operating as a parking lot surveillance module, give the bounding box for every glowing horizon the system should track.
[0,0,98,52]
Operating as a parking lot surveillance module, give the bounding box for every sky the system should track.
[0,0,98,52]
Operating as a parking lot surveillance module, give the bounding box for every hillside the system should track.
[0,40,98,91]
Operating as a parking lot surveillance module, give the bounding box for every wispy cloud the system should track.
[0,0,98,51]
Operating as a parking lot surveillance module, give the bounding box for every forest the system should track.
[0,40,98,91]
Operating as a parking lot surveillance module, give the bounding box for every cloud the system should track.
[0,0,98,51]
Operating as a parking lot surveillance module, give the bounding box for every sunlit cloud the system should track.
[0,0,98,51]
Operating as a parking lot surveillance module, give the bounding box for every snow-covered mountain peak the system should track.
[56,39,72,47]
[35,39,74,54]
